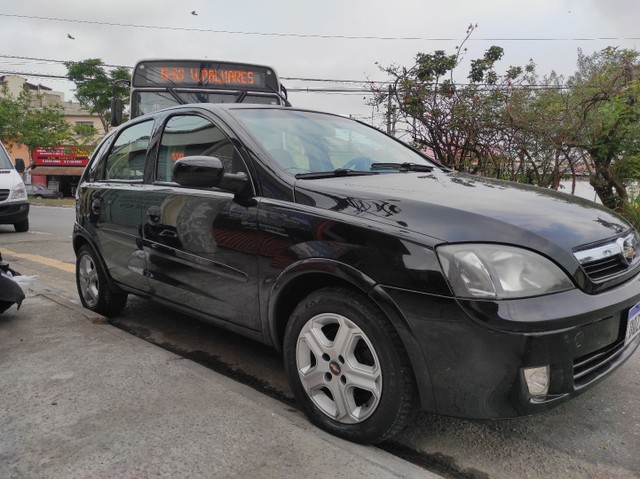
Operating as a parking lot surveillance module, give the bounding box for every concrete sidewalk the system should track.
[0,292,438,479]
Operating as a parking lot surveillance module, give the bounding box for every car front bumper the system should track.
[381,275,640,419]
[0,201,29,225]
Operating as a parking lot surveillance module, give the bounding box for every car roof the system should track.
[143,102,341,119]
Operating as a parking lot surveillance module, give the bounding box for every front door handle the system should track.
[147,206,161,224]
[91,198,101,216]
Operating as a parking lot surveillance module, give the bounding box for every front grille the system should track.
[582,256,628,280]
[574,232,639,282]
[573,340,625,388]
[0,189,9,201]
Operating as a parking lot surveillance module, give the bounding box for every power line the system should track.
[0,53,128,69]
[0,56,593,92]
[0,68,586,93]
[0,70,70,80]
[1,13,640,42]
[0,53,393,84]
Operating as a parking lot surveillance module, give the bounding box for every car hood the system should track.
[293,170,630,254]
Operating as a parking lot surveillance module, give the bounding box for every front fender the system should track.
[267,258,377,345]
[266,258,437,412]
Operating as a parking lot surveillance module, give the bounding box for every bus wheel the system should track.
[14,219,29,232]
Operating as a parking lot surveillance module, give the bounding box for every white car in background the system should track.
[0,141,29,232]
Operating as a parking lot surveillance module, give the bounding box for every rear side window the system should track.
[104,120,154,180]
[157,115,246,183]
[85,134,115,181]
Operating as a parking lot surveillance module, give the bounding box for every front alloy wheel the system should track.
[296,312,382,424]
[284,287,418,444]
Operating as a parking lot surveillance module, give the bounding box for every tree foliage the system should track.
[370,27,640,219]
[65,58,131,132]
[567,48,640,210]
[0,88,72,157]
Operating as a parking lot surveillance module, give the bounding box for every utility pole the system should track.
[386,85,392,135]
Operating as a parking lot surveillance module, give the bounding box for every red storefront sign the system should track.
[32,146,91,166]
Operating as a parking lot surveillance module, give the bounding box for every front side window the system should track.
[104,120,154,180]
[157,115,247,183]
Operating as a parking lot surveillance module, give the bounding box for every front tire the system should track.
[76,244,128,317]
[14,219,29,232]
[283,287,418,444]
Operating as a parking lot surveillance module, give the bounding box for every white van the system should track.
[0,141,29,232]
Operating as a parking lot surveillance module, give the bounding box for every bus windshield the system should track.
[129,59,286,119]
[135,91,280,117]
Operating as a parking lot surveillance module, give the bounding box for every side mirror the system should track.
[173,156,249,194]
[110,98,124,127]
[173,156,225,187]
[14,158,25,173]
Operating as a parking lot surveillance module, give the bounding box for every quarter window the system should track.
[86,133,115,181]
[157,115,246,183]
[104,120,153,180]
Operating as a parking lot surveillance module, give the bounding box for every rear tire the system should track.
[283,287,418,444]
[76,244,128,317]
[0,300,12,314]
[14,219,29,232]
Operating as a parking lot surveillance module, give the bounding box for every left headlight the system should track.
[8,183,27,201]
[437,244,574,299]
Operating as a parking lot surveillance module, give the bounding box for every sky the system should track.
[1,0,640,124]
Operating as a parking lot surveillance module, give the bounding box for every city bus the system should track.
[111,59,289,125]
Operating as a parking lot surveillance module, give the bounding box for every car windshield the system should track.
[232,108,434,175]
[0,146,13,169]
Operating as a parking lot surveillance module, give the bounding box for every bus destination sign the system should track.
[133,61,277,92]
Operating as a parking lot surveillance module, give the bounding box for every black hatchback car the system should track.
[74,104,640,443]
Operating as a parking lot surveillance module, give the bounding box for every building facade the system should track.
[0,75,105,196]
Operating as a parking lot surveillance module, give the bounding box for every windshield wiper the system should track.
[295,168,378,179]
[370,162,433,172]
[166,88,188,105]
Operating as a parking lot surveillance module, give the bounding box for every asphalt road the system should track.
[1,205,639,479]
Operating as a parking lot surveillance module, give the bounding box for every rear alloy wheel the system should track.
[284,287,418,444]
[76,244,128,317]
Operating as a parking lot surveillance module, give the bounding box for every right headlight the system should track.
[8,183,27,201]
[437,244,574,299]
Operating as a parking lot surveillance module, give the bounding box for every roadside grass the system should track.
[29,197,75,208]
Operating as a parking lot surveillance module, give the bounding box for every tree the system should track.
[0,89,72,161]
[0,85,22,143]
[371,28,640,219]
[65,59,131,132]
[565,48,640,211]
[71,123,100,147]
[369,24,526,177]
